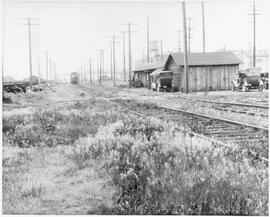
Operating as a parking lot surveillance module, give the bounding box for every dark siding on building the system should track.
[166,56,182,90]
[187,65,239,91]
[165,56,239,92]
[134,70,153,88]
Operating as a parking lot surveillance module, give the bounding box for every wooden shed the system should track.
[133,57,168,88]
[167,52,241,92]
[133,51,241,92]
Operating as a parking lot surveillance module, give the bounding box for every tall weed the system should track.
[68,117,268,215]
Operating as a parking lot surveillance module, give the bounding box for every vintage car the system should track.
[231,67,263,92]
[260,72,269,89]
[150,70,173,92]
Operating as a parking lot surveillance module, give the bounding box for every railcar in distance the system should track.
[70,72,79,84]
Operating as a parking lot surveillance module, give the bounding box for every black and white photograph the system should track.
[1,0,269,215]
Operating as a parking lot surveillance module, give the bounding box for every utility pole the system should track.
[187,17,193,53]
[81,65,83,83]
[54,63,57,82]
[160,40,163,60]
[102,51,105,80]
[99,51,102,84]
[2,2,5,96]
[122,31,126,82]
[112,36,116,86]
[46,51,49,81]
[84,63,87,83]
[97,49,106,83]
[182,2,189,93]
[248,1,261,67]
[177,30,181,53]
[110,43,113,80]
[146,15,150,63]
[97,52,100,84]
[89,58,94,83]
[38,51,41,88]
[201,1,206,53]
[128,23,132,87]
[122,23,136,87]
[27,17,33,89]
[108,36,118,86]
[49,59,52,81]
[21,17,39,90]
[98,50,105,84]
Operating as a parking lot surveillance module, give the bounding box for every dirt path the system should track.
[22,148,114,214]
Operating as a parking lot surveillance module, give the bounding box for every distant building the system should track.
[232,50,269,72]
[133,51,241,92]
[3,76,16,83]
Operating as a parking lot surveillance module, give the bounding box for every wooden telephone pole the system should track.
[248,2,261,67]
[122,31,126,82]
[89,57,94,83]
[201,1,206,53]
[187,17,193,53]
[122,23,136,87]
[45,51,49,81]
[146,15,150,63]
[108,36,119,86]
[182,2,189,93]
[21,17,39,90]
[160,40,163,60]
[177,29,181,53]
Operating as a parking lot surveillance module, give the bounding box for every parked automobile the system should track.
[231,67,263,92]
[131,80,144,88]
[150,71,173,92]
[260,72,269,89]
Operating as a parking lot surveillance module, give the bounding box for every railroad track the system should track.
[112,98,269,162]
[77,85,269,161]
[172,96,268,117]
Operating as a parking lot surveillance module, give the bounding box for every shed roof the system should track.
[149,68,164,76]
[133,51,241,72]
[170,51,241,66]
[133,55,169,72]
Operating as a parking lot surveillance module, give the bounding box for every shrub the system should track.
[68,117,268,215]
[2,100,124,148]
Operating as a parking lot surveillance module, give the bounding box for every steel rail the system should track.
[128,106,269,163]
[135,99,268,132]
[175,96,269,109]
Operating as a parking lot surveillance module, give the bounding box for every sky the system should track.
[1,0,269,81]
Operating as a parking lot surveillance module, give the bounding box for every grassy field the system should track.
[2,84,269,215]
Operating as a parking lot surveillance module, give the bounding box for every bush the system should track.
[2,101,123,148]
[68,117,268,215]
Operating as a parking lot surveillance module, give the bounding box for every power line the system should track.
[89,57,94,83]
[108,35,120,86]
[160,40,163,60]
[122,23,137,88]
[186,17,193,53]
[177,29,181,53]
[20,17,40,90]
[110,42,113,80]
[49,59,53,82]
[248,1,261,67]
[182,2,189,94]
[201,1,206,53]
[146,15,150,63]
[97,49,106,84]
[122,31,127,82]
[45,51,49,81]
